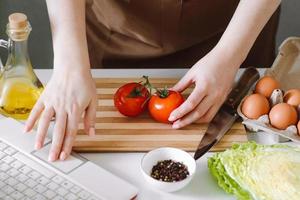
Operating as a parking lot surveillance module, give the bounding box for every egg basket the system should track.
[237,37,300,144]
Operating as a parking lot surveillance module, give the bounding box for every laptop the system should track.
[0,117,138,200]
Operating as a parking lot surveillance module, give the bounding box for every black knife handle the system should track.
[226,68,260,109]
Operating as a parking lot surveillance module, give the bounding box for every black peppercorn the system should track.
[150,160,189,182]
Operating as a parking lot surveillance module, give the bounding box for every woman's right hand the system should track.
[24,65,97,162]
[30,0,97,161]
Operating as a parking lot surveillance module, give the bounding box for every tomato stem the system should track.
[142,76,170,98]
[127,76,153,98]
[127,86,143,98]
[142,76,152,94]
[157,86,169,98]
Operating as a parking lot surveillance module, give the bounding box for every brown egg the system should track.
[269,103,298,130]
[298,121,300,135]
[283,89,300,107]
[241,94,270,119]
[255,76,280,98]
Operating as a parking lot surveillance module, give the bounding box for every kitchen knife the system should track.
[194,68,260,160]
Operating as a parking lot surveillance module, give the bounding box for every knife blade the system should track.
[194,68,260,160]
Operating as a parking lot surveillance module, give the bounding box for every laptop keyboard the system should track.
[0,141,100,200]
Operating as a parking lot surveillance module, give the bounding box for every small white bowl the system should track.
[140,147,196,192]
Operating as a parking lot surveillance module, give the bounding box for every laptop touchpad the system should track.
[32,143,85,174]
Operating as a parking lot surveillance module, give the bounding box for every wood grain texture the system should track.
[73,78,247,152]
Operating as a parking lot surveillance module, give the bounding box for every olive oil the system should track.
[0,13,44,120]
[0,78,43,119]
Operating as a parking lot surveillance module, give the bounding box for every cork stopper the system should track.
[9,13,28,30]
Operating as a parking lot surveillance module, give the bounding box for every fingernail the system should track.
[168,115,175,121]
[48,153,56,162]
[89,127,95,136]
[60,152,67,161]
[172,124,180,129]
[35,143,42,150]
[172,122,180,129]
[23,126,28,133]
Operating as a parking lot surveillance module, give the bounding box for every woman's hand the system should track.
[30,0,96,161]
[168,0,281,129]
[24,67,96,162]
[169,48,240,128]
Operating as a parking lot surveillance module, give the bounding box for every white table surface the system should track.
[34,68,256,200]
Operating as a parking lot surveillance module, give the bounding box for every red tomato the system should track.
[148,90,184,123]
[114,83,150,117]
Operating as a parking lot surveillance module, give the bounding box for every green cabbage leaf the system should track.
[208,142,300,200]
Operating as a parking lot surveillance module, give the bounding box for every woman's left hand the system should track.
[169,47,241,128]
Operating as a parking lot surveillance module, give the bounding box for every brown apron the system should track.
[86,0,280,68]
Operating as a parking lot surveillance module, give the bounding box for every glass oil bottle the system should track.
[0,13,44,120]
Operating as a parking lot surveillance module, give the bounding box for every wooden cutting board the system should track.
[73,78,247,152]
